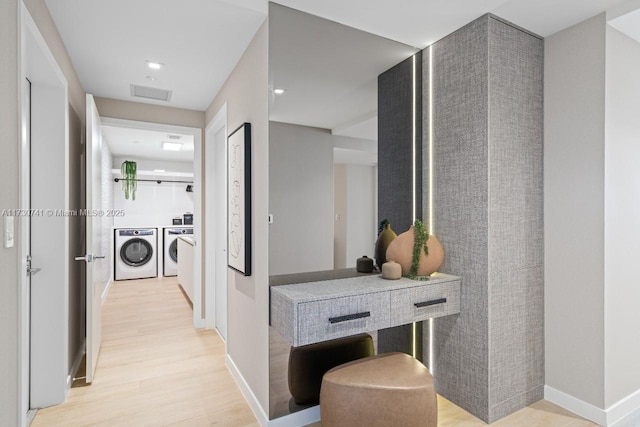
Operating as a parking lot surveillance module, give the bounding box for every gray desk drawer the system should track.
[296,292,390,346]
[389,280,460,325]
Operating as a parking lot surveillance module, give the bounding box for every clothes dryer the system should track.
[163,226,193,276]
[114,228,158,280]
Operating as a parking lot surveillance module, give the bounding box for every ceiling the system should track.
[269,3,417,137]
[45,0,639,159]
[45,0,639,113]
[102,125,194,162]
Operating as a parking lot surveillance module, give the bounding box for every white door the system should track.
[214,126,228,339]
[80,94,106,383]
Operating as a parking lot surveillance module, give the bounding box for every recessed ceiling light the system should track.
[146,61,164,70]
[162,142,182,151]
[274,88,285,95]
[154,169,166,173]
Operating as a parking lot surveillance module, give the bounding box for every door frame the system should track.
[100,117,205,327]
[19,3,69,423]
[204,103,227,336]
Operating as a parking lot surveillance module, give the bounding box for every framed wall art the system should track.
[227,122,252,276]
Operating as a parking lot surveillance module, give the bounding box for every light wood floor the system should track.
[32,277,596,427]
[32,277,258,427]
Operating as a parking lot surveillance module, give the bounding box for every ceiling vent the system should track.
[130,84,172,102]
[167,134,182,140]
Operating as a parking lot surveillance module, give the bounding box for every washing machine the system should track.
[163,226,193,276]
[114,228,158,280]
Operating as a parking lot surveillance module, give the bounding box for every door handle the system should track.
[76,254,105,262]
[26,254,41,276]
[27,267,42,276]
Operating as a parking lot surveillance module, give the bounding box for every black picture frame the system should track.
[227,122,252,276]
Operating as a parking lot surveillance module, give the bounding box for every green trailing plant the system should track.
[407,219,430,280]
[377,219,390,236]
[121,160,137,200]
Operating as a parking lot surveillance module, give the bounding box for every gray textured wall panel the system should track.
[378,52,423,356]
[428,14,543,423]
[431,15,490,422]
[378,53,423,234]
[487,17,544,422]
[488,267,544,417]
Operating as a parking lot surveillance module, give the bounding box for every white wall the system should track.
[344,164,377,266]
[544,13,606,408]
[333,164,377,268]
[112,157,194,228]
[334,165,347,269]
[545,12,640,424]
[205,19,270,417]
[604,25,640,407]
[269,121,334,275]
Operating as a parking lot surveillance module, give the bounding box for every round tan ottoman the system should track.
[320,352,437,427]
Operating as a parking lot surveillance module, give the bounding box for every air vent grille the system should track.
[167,134,182,140]
[130,84,172,102]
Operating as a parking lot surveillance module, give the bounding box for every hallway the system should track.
[32,277,257,426]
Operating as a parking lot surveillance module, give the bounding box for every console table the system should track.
[270,272,461,347]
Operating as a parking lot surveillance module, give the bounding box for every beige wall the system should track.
[0,1,21,424]
[94,97,205,129]
[205,19,270,413]
[544,13,607,408]
[23,0,84,119]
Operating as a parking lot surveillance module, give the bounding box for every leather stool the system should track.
[288,333,374,405]
[320,352,437,427]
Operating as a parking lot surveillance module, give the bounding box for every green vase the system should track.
[374,223,397,269]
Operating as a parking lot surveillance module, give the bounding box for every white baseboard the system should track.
[545,386,606,425]
[225,355,321,427]
[267,406,320,427]
[26,409,37,426]
[608,388,640,426]
[101,278,113,303]
[226,354,270,426]
[545,385,640,426]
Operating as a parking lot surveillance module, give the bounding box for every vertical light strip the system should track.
[428,46,434,235]
[428,45,435,373]
[412,322,417,358]
[411,54,417,222]
[411,53,417,359]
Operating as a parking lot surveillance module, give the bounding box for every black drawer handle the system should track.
[329,311,371,324]
[414,298,447,308]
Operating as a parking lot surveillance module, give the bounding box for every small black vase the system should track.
[356,256,374,273]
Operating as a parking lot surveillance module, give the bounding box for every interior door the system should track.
[82,94,105,383]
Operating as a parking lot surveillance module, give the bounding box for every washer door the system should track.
[120,238,153,267]
[169,239,178,263]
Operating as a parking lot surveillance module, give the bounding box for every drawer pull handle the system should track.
[414,298,447,308]
[329,311,371,324]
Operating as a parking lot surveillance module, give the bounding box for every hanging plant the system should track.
[121,160,137,200]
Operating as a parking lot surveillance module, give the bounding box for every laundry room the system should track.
[101,123,196,288]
